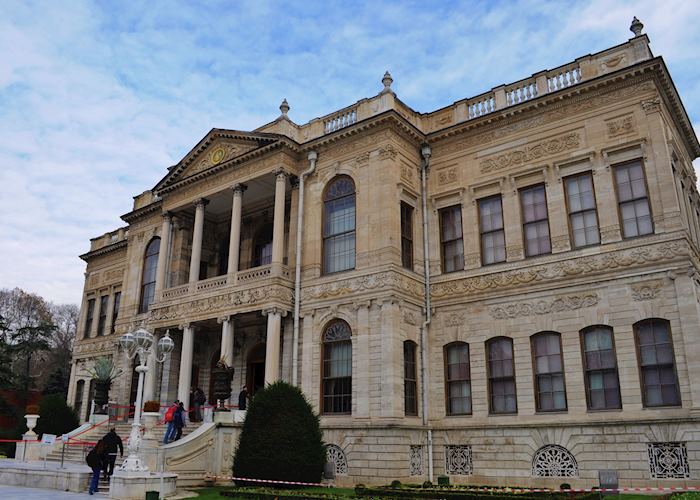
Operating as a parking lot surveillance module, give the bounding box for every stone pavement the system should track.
[0,484,94,498]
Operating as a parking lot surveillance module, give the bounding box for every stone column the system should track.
[155,212,172,297]
[103,291,116,337]
[66,360,77,406]
[189,199,208,284]
[354,301,371,418]
[263,308,285,385]
[271,170,287,274]
[177,325,195,410]
[142,333,159,403]
[380,299,401,418]
[227,185,246,281]
[502,188,524,261]
[218,315,234,366]
[673,272,700,409]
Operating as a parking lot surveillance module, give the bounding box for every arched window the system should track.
[532,445,578,477]
[322,320,352,414]
[325,444,348,475]
[138,238,160,313]
[486,337,517,414]
[580,326,621,410]
[531,332,567,412]
[444,342,471,415]
[404,341,418,416]
[323,176,355,274]
[634,318,680,407]
[252,223,273,267]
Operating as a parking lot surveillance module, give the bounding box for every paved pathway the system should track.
[0,484,94,498]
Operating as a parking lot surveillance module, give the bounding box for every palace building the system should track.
[68,19,700,487]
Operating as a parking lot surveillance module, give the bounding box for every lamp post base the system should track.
[119,422,148,472]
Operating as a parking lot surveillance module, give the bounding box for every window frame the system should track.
[486,336,518,415]
[321,319,353,415]
[138,237,160,314]
[404,340,418,416]
[530,331,568,413]
[579,325,622,411]
[84,298,95,339]
[439,205,464,273]
[400,201,415,271]
[477,194,506,265]
[563,171,601,249]
[612,159,654,239]
[519,184,552,257]
[322,176,356,275]
[444,341,472,416]
[96,295,108,337]
[633,318,681,408]
[110,291,121,335]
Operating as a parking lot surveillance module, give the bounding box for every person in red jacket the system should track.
[162,400,179,444]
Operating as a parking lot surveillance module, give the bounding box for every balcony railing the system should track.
[324,107,357,133]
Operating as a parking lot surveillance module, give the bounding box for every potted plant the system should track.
[87,357,122,414]
[24,404,40,437]
[142,400,161,440]
[211,358,234,411]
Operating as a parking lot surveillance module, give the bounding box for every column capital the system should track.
[274,168,289,181]
[217,315,232,324]
[193,198,209,209]
[178,322,192,331]
[231,183,247,196]
[162,211,173,221]
[262,307,288,317]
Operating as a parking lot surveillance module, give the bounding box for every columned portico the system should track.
[177,324,195,410]
[263,307,285,385]
[227,184,246,280]
[154,212,172,297]
[189,199,208,284]
[271,170,287,275]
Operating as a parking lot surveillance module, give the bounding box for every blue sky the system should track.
[1,0,699,304]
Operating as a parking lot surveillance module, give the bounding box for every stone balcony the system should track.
[147,264,294,327]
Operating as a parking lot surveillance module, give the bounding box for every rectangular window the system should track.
[520,184,551,257]
[532,333,567,411]
[400,202,414,270]
[614,161,653,238]
[84,299,95,339]
[440,205,464,272]
[581,326,621,410]
[445,343,471,415]
[110,292,121,335]
[635,319,681,407]
[565,172,600,248]
[478,195,506,265]
[96,295,108,337]
[487,338,517,414]
[404,341,418,416]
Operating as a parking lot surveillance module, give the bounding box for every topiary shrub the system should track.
[34,394,79,437]
[422,480,433,488]
[390,480,402,488]
[232,381,325,484]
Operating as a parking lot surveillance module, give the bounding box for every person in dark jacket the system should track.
[174,402,186,440]
[86,439,106,495]
[101,427,123,479]
[193,387,206,422]
[238,386,248,411]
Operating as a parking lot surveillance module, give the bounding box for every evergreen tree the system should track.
[43,367,69,396]
[34,394,79,437]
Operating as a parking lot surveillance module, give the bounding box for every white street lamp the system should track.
[118,328,174,472]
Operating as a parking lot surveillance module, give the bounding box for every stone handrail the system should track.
[324,107,357,133]
[161,283,190,300]
[546,62,582,92]
[194,275,228,292]
[505,76,539,105]
[467,91,496,119]
[237,264,272,283]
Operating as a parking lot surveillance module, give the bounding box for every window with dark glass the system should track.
[478,195,506,265]
[400,202,414,270]
[139,238,160,313]
[531,332,567,412]
[614,161,653,238]
[323,177,356,274]
[253,223,273,267]
[110,292,121,335]
[74,379,84,420]
[634,319,681,407]
[565,172,600,248]
[440,205,464,272]
[520,184,551,257]
[84,299,95,339]
[404,340,418,415]
[96,295,108,337]
[322,320,352,414]
[581,326,621,410]
[487,337,517,414]
[445,342,471,415]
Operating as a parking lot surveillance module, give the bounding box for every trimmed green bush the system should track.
[232,381,326,484]
[34,393,79,437]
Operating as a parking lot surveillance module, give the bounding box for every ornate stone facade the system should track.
[69,24,700,488]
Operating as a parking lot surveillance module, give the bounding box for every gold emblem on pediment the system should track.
[210,146,227,165]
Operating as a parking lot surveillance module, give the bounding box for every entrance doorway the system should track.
[247,343,266,397]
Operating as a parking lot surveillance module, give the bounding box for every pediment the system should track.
[154,128,281,193]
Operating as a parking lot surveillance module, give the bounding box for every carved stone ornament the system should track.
[641,98,661,114]
[443,312,465,327]
[601,54,627,71]
[479,132,581,173]
[302,272,423,301]
[631,280,663,301]
[606,115,636,138]
[432,240,686,299]
[103,268,124,284]
[378,144,397,160]
[489,293,599,319]
[188,143,251,176]
[400,163,415,183]
[403,311,418,326]
[437,167,458,185]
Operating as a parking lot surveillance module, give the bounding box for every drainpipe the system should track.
[419,142,434,482]
[292,151,318,386]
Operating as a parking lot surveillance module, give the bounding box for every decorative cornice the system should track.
[79,239,128,262]
[631,280,664,301]
[489,293,599,319]
[121,199,162,224]
[301,271,423,302]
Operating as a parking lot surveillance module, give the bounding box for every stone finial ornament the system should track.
[279,98,290,117]
[630,16,644,36]
[382,71,393,93]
